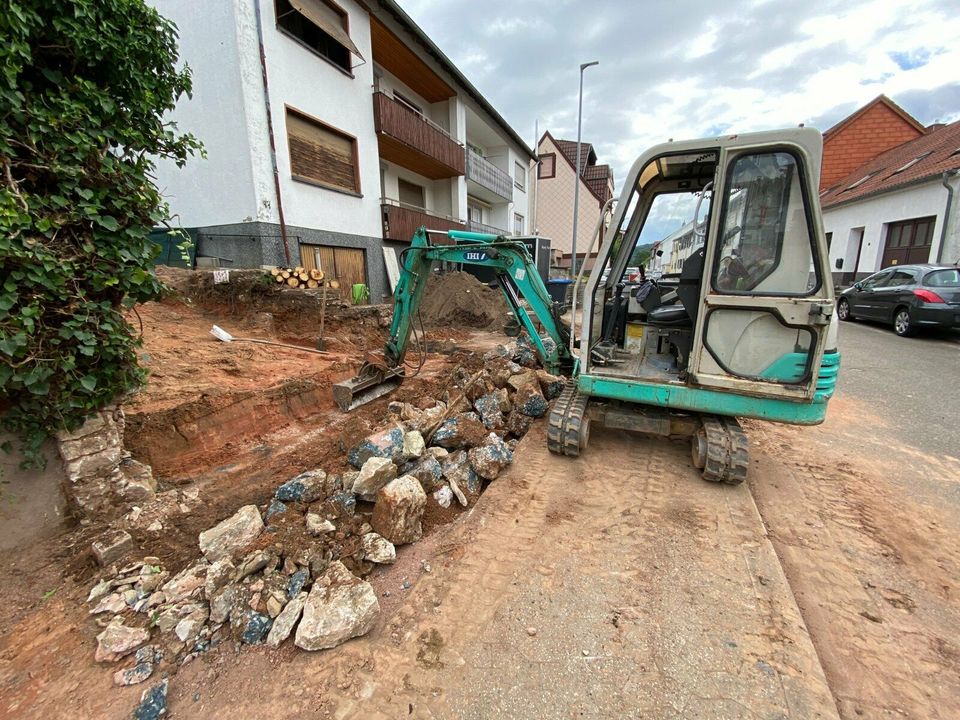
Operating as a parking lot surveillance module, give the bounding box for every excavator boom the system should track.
[333,227,571,411]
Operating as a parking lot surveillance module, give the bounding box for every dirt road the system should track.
[130,425,836,719]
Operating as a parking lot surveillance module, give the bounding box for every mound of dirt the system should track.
[419,271,510,328]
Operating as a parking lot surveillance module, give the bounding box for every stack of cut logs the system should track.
[270,266,341,290]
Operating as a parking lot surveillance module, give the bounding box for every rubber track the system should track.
[701,416,749,485]
[547,383,589,456]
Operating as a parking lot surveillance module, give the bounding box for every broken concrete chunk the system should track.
[305,513,336,535]
[160,560,209,603]
[433,485,453,508]
[287,568,310,598]
[347,426,406,468]
[294,561,380,651]
[505,410,534,438]
[432,413,488,449]
[371,475,426,545]
[468,433,514,481]
[275,469,328,503]
[473,392,505,430]
[91,530,134,567]
[266,591,307,648]
[442,450,480,495]
[132,678,168,720]
[507,369,539,393]
[352,456,398,501]
[402,430,426,461]
[209,586,236,625]
[361,532,396,564]
[405,454,444,493]
[204,557,235,599]
[235,550,274,581]
[536,369,567,400]
[113,660,154,687]
[95,621,151,663]
[199,505,264,561]
[174,606,209,643]
[514,382,549,418]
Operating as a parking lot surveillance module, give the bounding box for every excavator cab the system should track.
[556,128,839,482]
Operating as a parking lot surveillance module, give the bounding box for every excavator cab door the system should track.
[688,131,833,401]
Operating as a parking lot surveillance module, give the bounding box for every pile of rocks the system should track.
[85,334,564,709]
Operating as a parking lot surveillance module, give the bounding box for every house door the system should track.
[300,245,368,303]
[882,216,935,267]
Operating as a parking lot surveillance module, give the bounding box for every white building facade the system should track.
[150,0,535,302]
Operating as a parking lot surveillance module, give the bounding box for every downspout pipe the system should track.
[937,170,958,263]
[253,0,291,265]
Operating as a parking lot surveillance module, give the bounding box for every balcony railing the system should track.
[466,219,509,236]
[373,91,465,179]
[381,198,464,243]
[465,150,513,201]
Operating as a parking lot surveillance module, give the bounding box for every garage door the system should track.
[882,216,934,267]
[300,245,368,303]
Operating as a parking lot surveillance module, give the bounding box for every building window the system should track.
[538,153,556,179]
[286,107,359,194]
[397,178,425,209]
[514,161,526,191]
[275,0,359,74]
[467,203,483,225]
[514,213,524,235]
[825,231,832,251]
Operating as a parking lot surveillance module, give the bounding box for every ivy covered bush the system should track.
[1,0,202,466]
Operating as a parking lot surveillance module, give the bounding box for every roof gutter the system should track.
[936,170,958,263]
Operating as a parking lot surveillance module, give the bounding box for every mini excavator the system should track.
[333,128,840,484]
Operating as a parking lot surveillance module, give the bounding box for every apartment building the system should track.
[532,131,614,272]
[149,0,535,302]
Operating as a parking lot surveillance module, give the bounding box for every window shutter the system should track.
[287,111,357,192]
[289,0,363,59]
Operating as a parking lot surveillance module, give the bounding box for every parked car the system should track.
[837,264,960,336]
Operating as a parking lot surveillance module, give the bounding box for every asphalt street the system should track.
[835,318,959,460]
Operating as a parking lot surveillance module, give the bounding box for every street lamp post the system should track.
[571,60,598,277]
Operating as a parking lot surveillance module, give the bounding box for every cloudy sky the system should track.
[402,0,960,192]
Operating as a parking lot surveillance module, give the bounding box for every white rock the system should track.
[294,562,380,651]
[95,621,151,663]
[352,457,398,501]
[305,513,336,536]
[174,606,209,643]
[434,485,453,508]
[160,560,209,603]
[361,533,396,564]
[198,505,264,561]
[371,475,426,545]
[401,431,426,461]
[266,591,307,648]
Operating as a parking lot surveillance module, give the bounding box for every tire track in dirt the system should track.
[748,412,960,720]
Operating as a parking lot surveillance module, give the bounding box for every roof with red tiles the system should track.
[821,120,960,209]
[541,131,615,203]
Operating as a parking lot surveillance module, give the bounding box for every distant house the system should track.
[149,0,534,303]
[820,118,960,284]
[532,131,614,273]
[820,95,927,191]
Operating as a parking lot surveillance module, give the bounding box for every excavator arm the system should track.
[333,227,572,411]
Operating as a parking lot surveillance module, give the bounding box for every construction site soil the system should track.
[1,268,958,719]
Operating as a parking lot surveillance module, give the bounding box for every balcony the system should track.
[373,92,464,179]
[466,219,509,236]
[465,150,513,202]
[381,199,464,243]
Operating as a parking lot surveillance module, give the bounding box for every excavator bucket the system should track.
[332,361,404,412]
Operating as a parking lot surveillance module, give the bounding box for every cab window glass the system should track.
[713,152,816,295]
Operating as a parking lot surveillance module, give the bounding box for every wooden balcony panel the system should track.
[382,202,464,244]
[374,92,464,179]
[465,151,513,202]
